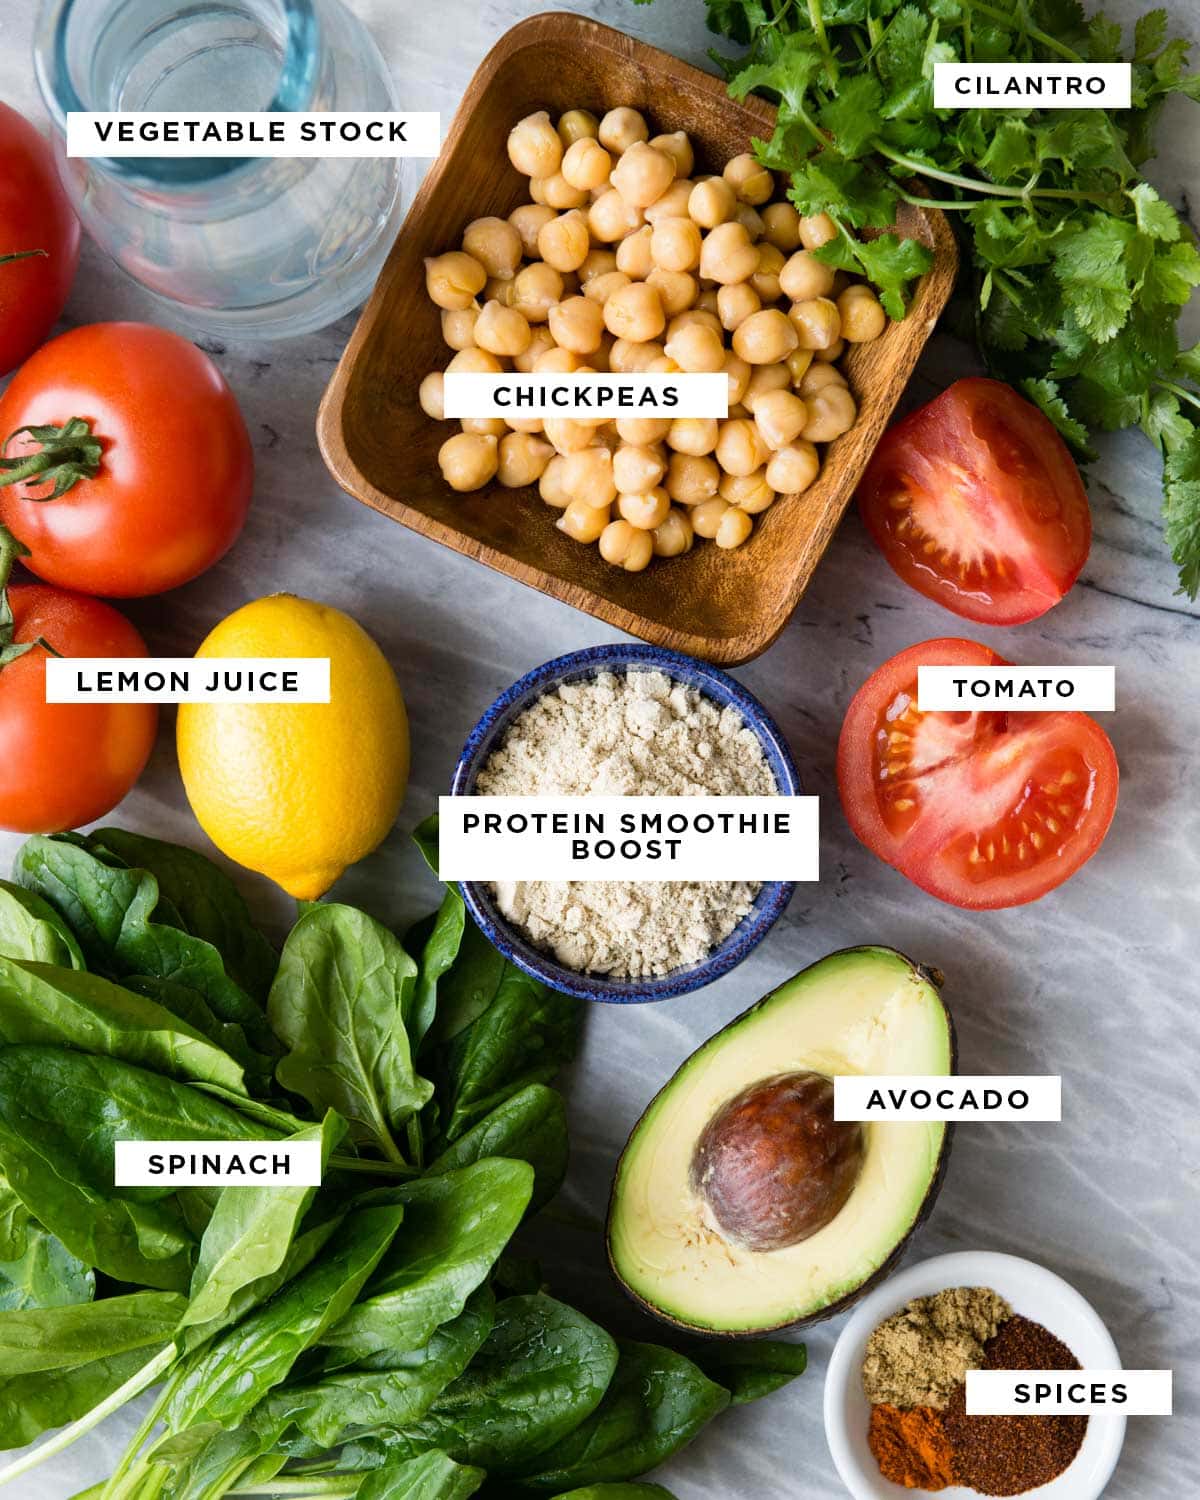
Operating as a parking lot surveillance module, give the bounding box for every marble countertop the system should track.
[2,1,1198,1495]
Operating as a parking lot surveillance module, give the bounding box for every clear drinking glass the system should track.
[34,0,408,338]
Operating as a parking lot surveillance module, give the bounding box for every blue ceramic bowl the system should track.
[450,643,800,1004]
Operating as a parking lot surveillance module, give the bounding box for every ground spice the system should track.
[943,1315,1088,1496]
[868,1403,958,1490]
[862,1286,1013,1408]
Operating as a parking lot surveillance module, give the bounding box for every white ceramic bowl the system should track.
[824,1251,1125,1500]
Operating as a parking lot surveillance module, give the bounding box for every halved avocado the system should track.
[607,946,955,1336]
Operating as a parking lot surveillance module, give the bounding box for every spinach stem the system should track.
[0,1345,173,1489]
[230,1481,359,1498]
[329,1151,418,1177]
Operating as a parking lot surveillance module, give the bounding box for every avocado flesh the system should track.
[607,946,954,1335]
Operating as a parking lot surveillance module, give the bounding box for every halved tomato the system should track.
[837,639,1118,909]
[857,379,1091,625]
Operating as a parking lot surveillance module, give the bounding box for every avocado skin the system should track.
[606,945,958,1338]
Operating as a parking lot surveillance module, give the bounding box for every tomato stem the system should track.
[0,524,59,671]
[0,249,48,265]
[0,417,102,499]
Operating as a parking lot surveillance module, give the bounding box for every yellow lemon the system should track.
[177,595,408,900]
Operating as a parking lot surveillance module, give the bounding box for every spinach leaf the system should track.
[124,975,271,1091]
[180,1112,345,1338]
[425,919,512,1049]
[379,1295,618,1473]
[321,1159,533,1364]
[684,1339,807,1406]
[164,1204,404,1431]
[407,888,466,1052]
[90,828,278,1001]
[14,835,278,1059]
[360,1452,485,1500]
[0,1221,93,1311]
[508,1342,729,1492]
[269,904,433,1161]
[427,1085,567,1215]
[0,957,248,1093]
[157,1426,265,1500]
[0,1343,176,1451]
[0,1290,185,1375]
[0,880,84,968]
[0,1048,274,1289]
[0,1171,29,1261]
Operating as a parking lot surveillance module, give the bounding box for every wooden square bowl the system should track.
[317,11,957,665]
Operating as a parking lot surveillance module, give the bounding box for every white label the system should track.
[114,1140,323,1187]
[835,1076,1062,1122]
[966,1370,1172,1416]
[67,111,441,158]
[933,63,1131,109]
[442,373,729,420]
[438,795,818,881]
[917,666,1115,712]
[45,658,330,704]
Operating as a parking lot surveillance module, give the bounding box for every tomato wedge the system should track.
[837,639,1118,909]
[857,379,1091,625]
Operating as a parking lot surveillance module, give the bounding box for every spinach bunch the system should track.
[0,821,806,1498]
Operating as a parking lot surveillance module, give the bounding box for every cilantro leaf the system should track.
[1128,182,1181,241]
[818,76,883,158]
[1021,378,1098,458]
[1162,425,1200,597]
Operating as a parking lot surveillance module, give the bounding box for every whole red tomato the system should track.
[0,323,253,597]
[0,528,157,833]
[0,103,81,377]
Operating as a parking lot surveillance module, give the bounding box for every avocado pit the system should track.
[690,1071,865,1252]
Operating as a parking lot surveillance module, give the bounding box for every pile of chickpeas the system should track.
[420,105,890,572]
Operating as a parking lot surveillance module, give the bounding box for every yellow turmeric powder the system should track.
[868,1403,958,1490]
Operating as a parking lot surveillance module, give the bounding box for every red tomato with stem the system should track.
[0,103,81,377]
[856,379,1091,625]
[0,323,253,597]
[837,638,1118,909]
[0,527,157,833]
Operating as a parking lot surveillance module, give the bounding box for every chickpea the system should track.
[446,346,504,375]
[599,517,653,570]
[505,414,545,434]
[814,336,846,363]
[615,226,653,280]
[474,300,532,358]
[799,361,847,398]
[575,248,614,283]
[723,152,773,206]
[699,221,760,285]
[716,417,770,477]
[544,415,601,454]
[561,445,617,507]
[603,281,665,342]
[720,468,775,514]
[762,201,802,253]
[485,275,518,307]
[508,111,563,178]
[617,415,671,445]
[753,388,808,449]
[584,270,632,306]
[766,439,820,494]
[780,248,837,302]
[535,172,589,210]
[588,188,645,243]
[536,210,589,273]
[548,296,605,355]
[733,308,799,364]
[647,269,698,319]
[751,242,785,302]
[438,431,498,491]
[713,282,756,336]
[591,334,615,372]
[666,308,722,340]
[539,453,572,508]
[715,505,754,548]
[598,106,648,155]
[786,346,814,385]
[614,443,667,493]
[788,297,841,350]
[803,384,858,442]
[650,130,694,176]
[667,417,718,456]
[652,505,694,557]
[723,350,752,407]
[688,176,737,229]
[462,216,521,279]
[425,251,486,311]
[664,321,725,373]
[650,217,702,274]
[441,305,479,351]
[696,287,721,316]
[742,361,791,413]
[557,497,610,543]
[534,346,579,374]
[609,338,665,373]
[561,136,612,192]
[617,486,671,530]
[496,431,554,487]
[837,286,887,342]
[461,415,508,438]
[643,178,694,225]
[666,451,720,505]
[690,497,729,539]
[557,108,599,146]
[513,261,564,323]
[611,142,676,209]
[649,355,681,375]
[733,203,765,240]
[799,212,838,250]
[509,203,556,258]
[418,371,445,421]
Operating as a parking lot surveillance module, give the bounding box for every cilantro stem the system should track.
[805,0,838,87]
[874,142,1123,204]
[1157,380,1200,414]
[968,0,1084,62]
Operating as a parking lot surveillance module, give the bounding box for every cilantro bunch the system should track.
[644,0,1200,596]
